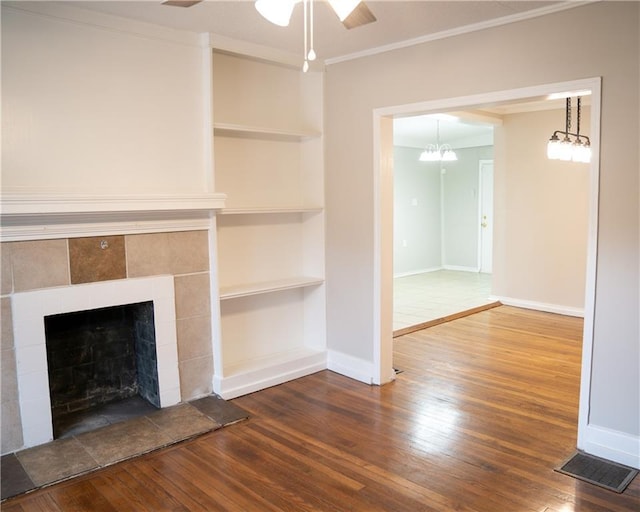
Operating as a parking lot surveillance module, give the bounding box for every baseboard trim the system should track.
[327,350,375,385]
[442,265,480,272]
[213,352,327,400]
[491,296,584,317]
[393,267,443,278]
[579,424,640,469]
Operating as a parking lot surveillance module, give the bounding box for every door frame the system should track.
[372,77,601,451]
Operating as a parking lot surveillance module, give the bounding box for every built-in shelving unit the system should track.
[211,51,326,399]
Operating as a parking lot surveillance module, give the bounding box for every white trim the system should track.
[12,276,180,449]
[393,266,443,279]
[0,216,215,242]
[373,77,601,459]
[376,80,602,120]
[372,115,383,385]
[325,2,593,66]
[0,192,226,215]
[580,425,640,469]
[372,115,396,386]
[442,265,479,273]
[327,350,375,385]
[213,350,326,399]
[208,215,225,383]
[577,78,602,452]
[0,193,226,241]
[491,296,584,318]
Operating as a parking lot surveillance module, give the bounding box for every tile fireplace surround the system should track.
[1,230,216,455]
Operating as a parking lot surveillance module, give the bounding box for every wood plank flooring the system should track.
[4,306,639,511]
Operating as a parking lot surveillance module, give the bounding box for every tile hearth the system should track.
[1,395,249,502]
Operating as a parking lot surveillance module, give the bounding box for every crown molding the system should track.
[325,1,596,66]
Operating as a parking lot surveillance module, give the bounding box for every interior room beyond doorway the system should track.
[392,114,497,334]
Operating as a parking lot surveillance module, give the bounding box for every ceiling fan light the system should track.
[255,0,296,26]
[327,0,361,21]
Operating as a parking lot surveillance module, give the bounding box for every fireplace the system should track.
[45,301,160,438]
[12,275,181,448]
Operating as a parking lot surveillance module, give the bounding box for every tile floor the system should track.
[394,270,495,332]
[1,395,249,502]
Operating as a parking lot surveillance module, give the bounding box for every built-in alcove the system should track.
[45,301,159,438]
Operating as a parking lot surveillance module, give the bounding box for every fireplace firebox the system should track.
[45,301,159,438]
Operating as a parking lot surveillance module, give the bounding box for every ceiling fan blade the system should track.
[342,1,376,29]
[161,0,203,7]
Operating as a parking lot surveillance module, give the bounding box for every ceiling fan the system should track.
[161,0,376,30]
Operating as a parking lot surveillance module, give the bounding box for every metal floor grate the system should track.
[556,451,638,493]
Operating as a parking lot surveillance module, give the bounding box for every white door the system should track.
[479,160,493,273]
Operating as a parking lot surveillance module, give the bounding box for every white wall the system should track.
[493,109,589,312]
[325,1,639,462]
[1,3,211,195]
[393,146,441,276]
[393,145,493,275]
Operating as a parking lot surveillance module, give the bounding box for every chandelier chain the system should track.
[576,97,582,138]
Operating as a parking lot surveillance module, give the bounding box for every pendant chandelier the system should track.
[419,120,458,162]
[547,97,591,163]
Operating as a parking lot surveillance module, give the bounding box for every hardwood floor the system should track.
[4,306,639,511]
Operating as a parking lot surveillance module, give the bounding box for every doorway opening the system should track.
[392,114,499,335]
[373,78,600,452]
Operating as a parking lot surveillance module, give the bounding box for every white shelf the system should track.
[213,123,320,141]
[219,276,323,300]
[220,206,323,215]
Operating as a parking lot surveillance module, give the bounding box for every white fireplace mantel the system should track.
[12,275,181,448]
[0,192,227,242]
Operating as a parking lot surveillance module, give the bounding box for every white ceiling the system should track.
[64,0,566,63]
[394,114,495,149]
